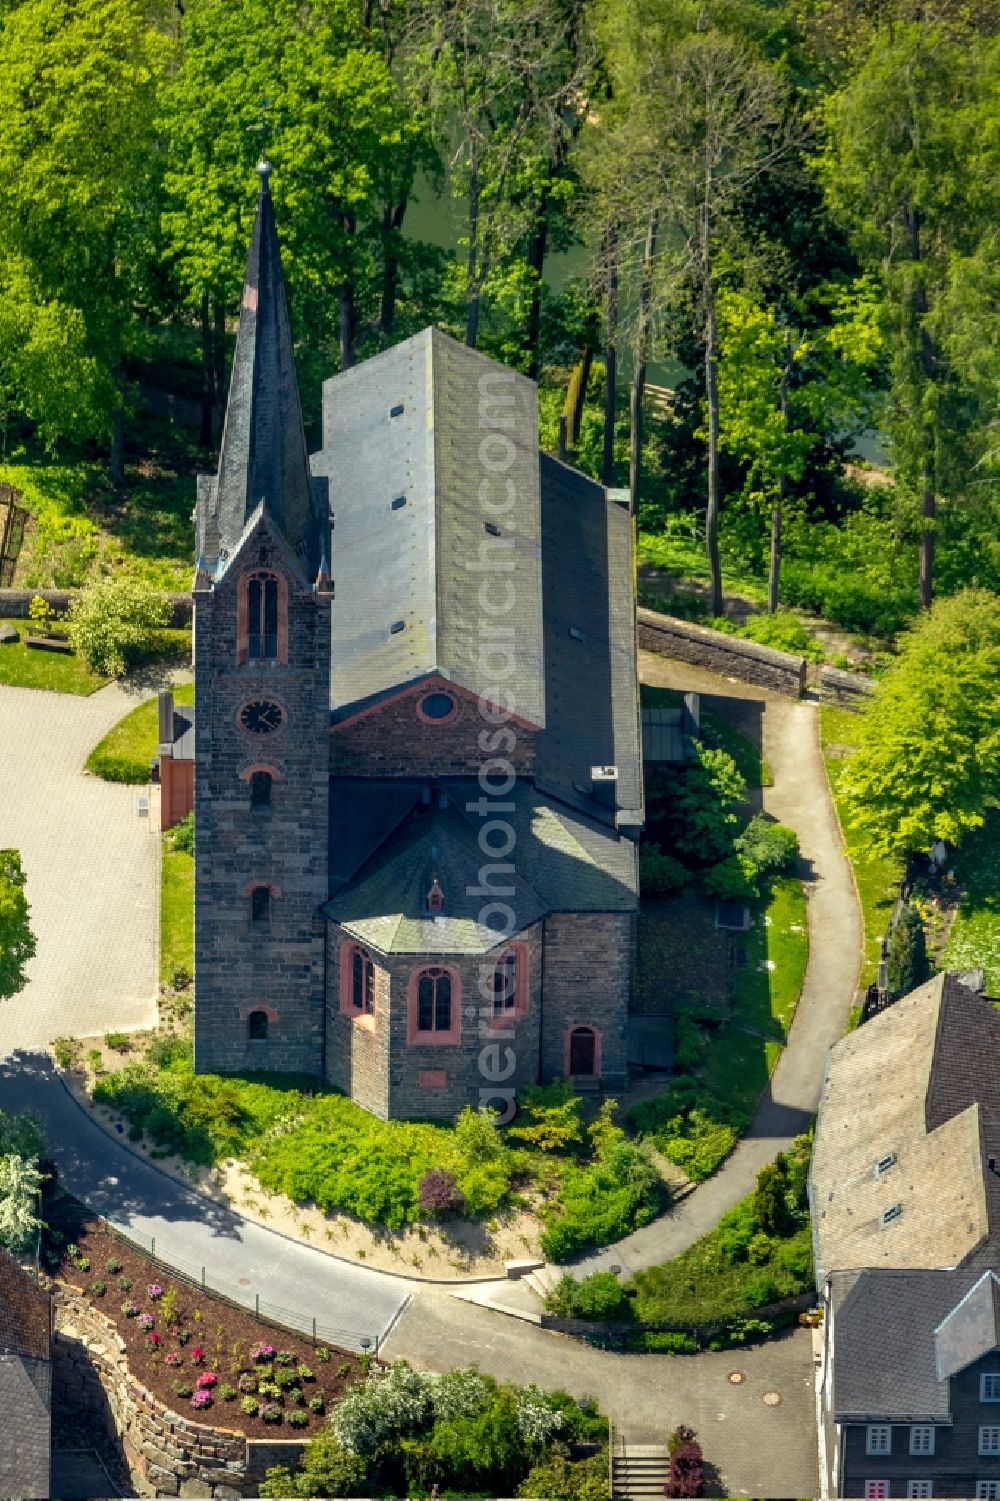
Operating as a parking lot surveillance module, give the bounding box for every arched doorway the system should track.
[568,1026,597,1077]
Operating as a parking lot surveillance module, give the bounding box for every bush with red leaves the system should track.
[664,1426,705,1497]
[418,1169,465,1218]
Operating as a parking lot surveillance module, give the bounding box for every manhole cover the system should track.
[762,1390,782,1407]
[727,1371,746,1385]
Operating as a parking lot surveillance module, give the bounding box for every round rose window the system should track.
[419,692,456,721]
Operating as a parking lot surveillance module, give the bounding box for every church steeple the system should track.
[198,161,322,575]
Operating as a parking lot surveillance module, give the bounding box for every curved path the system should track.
[0,679,162,1055]
[570,655,863,1277]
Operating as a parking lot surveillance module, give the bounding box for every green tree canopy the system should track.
[0,850,35,1001]
[840,589,1000,858]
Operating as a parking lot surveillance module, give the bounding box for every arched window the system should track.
[248,573,279,659]
[566,1026,599,1078]
[418,968,451,1033]
[247,1010,269,1041]
[250,770,272,808]
[493,951,517,1016]
[352,946,375,1014]
[249,885,271,928]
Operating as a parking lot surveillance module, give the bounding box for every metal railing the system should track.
[93,1211,382,1356]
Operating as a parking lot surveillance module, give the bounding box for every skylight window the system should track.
[484,521,502,536]
[876,1152,897,1175]
[880,1203,903,1227]
[389,402,405,418]
[568,627,586,642]
[390,619,405,635]
[391,495,407,511]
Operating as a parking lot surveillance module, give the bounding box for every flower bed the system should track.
[45,1207,361,1439]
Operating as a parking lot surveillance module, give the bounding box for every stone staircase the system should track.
[522,1262,562,1303]
[611,1434,671,1499]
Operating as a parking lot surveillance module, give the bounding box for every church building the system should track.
[192,164,643,1121]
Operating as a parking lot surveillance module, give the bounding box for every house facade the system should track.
[820,1267,1000,1499]
[192,164,643,1120]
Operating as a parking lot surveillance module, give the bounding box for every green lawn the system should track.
[160,841,194,987]
[820,704,904,988]
[86,681,194,783]
[731,876,809,1040]
[0,619,107,694]
[944,810,1000,994]
[637,526,768,606]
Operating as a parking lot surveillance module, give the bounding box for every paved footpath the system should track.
[572,656,863,1277]
[0,680,162,1055]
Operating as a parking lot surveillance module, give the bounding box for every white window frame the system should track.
[982,1374,1000,1402]
[978,1425,1000,1456]
[906,1482,932,1498]
[909,1425,935,1456]
[975,1484,1000,1500]
[865,1482,890,1500]
[867,1425,893,1456]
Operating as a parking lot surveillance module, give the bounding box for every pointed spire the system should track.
[210,160,318,568]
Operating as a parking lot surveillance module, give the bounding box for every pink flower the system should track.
[196,1371,217,1389]
[148,1283,163,1300]
[251,1341,275,1362]
[190,1390,212,1410]
[190,1345,205,1364]
[165,1353,181,1367]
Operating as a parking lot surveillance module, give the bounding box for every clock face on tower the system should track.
[239,699,284,735]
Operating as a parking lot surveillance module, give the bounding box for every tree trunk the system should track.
[466,141,481,349]
[523,202,548,381]
[704,278,723,617]
[769,333,793,613]
[199,293,215,449]
[629,212,658,517]
[379,198,407,339]
[602,226,618,489]
[212,300,227,419]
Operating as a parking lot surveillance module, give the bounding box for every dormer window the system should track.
[876,1152,897,1176]
[880,1203,902,1227]
[426,878,444,913]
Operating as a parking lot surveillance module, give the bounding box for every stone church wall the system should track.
[330,681,537,779]
[193,524,331,1079]
[539,911,632,1089]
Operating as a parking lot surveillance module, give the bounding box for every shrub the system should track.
[418,1168,465,1218]
[28,594,56,627]
[240,1396,259,1417]
[734,816,799,878]
[258,1433,369,1498]
[647,745,746,867]
[66,576,171,678]
[275,1349,296,1366]
[172,1381,193,1398]
[103,1032,130,1054]
[287,1408,308,1428]
[673,1015,704,1071]
[275,1366,299,1390]
[89,1280,106,1297]
[170,812,195,856]
[517,1449,610,1499]
[52,1037,81,1069]
[664,1430,705,1497]
[297,1364,314,1381]
[545,1272,630,1320]
[331,1361,434,1454]
[752,1162,791,1237]
[218,1383,236,1401]
[308,1394,324,1413]
[237,1374,256,1394]
[117,1276,131,1291]
[105,1258,122,1275]
[701,853,759,901]
[85,1049,102,1075]
[260,1403,282,1424]
[737,610,824,662]
[540,1141,665,1262]
[886,903,930,997]
[633,1330,699,1354]
[639,843,692,898]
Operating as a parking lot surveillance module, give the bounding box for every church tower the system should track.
[192,161,332,1077]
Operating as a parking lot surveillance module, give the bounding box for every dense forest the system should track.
[0,0,997,634]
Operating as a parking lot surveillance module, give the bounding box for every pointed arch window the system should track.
[352,946,375,1015]
[408,965,461,1045]
[487,942,529,1024]
[493,951,518,1016]
[238,570,288,664]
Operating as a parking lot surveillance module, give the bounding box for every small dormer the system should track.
[426,875,444,914]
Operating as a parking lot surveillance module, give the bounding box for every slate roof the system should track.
[810,972,1000,1283]
[935,1271,1000,1381]
[0,1250,50,1362]
[196,165,325,578]
[315,329,546,729]
[324,779,638,955]
[829,1267,991,1421]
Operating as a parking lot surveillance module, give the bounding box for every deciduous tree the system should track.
[0,851,35,1002]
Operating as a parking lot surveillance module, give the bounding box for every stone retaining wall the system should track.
[637,607,806,697]
[817,663,875,707]
[0,588,193,626]
[52,1289,305,1498]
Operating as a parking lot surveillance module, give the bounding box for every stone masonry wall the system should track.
[330,680,537,778]
[325,920,544,1121]
[637,607,806,697]
[194,517,331,1079]
[540,911,632,1089]
[50,1288,298,1499]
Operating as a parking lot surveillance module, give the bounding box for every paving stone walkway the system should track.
[0,679,163,1056]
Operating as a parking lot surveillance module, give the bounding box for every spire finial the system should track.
[249,96,274,190]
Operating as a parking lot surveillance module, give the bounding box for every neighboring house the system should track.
[819,1266,1000,1499]
[156,689,195,831]
[809,971,1000,1287]
[191,163,643,1121]
[0,1248,52,1499]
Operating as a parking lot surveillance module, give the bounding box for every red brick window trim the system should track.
[240,1004,277,1043]
[564,1024,601,1078]
[407,964,461,1046]
[237,570,288,665]
[487,942,529,1027]
[238,763,284,780]
[340,941,377,1025]
[418,1070,447,1090]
